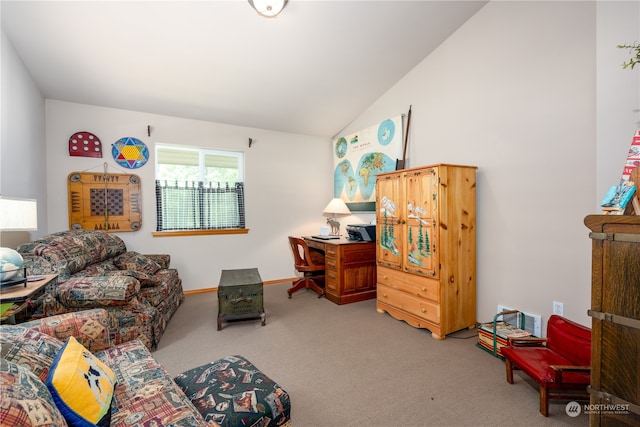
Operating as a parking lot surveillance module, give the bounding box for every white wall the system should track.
[340,1,623,327]
[0,30,47,244]
[44,100,372,290]
[596,1,640,199]
[3,2,637,329]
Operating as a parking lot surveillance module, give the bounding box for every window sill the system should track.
[152,229,249,237]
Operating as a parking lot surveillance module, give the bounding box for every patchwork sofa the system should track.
[0,309,292,427]
[17,229,184,349]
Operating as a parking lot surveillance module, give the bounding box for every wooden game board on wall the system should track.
[67,172,142,232]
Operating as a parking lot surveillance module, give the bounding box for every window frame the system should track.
[153,144,248,237]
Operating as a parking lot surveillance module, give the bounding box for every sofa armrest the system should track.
[21,308,113,352]
[507,337,548,347]
[57,275,140,308]
[144,254,170,269]
[550,365,591,383]
[21,254,57,276]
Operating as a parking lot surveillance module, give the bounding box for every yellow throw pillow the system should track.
[46,336,116,427]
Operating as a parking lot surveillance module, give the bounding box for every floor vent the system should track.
[496,305,542,337]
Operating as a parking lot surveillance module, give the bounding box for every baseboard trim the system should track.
[183,277,296,295]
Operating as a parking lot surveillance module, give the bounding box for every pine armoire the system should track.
[375,164,477,339]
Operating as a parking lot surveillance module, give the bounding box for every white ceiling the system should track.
[1,1,486,137]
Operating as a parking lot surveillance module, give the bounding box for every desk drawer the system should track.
[377,284,440,323]
[306,239,325,251]
[325,268,338,293]
[341,244,375,264]
[377,266,439,302]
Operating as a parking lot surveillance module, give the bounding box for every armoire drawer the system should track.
[377,266,439,302]
[377,284,440,323]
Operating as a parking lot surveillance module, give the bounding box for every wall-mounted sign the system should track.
[68,171,142,232]
[69,132,103,158]
[112,137,149,169]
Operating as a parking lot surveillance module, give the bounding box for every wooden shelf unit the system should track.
[585,215,640,426]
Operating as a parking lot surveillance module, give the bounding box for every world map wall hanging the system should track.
[332,115,403,211]
[112,137,149,169]
[67,171,142,232]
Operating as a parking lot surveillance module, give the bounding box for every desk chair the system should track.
[287,236,325,298]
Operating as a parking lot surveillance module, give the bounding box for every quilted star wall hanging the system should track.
[112,137,149,169]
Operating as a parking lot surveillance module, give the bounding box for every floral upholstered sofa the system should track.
[0,309,292,427]
[0,309,212,426]
[17,230,184,349]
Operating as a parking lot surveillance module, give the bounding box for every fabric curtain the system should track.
[156,180,245,231]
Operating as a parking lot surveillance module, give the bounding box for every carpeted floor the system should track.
[153,282,588,427]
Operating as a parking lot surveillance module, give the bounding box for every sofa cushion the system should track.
[95,340,209,426]
[501,345,591,386]
[47,337,116,427]
[31,241,88,281]
[546,314,591,366]
[76,260,119,277]
[113,251,162,275]
[21,309,113,353]
[26,231,126,279]
[0,358,69,427]
[57,276,140,307]
[106,269,162,287]
[0,325,63,382]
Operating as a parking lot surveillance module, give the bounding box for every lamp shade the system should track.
[0,197,38,231]
[248,0,287,18]
[323,198,351,216]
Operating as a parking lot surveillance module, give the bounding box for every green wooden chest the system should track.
[217,268,266,330]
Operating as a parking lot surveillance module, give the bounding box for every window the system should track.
[155,145,245,232]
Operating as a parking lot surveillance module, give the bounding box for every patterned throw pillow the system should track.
[0,358,69,427]
[113,251,162,275]
[46,336,116,427]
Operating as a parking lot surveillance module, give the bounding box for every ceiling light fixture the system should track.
[248,0,287,18]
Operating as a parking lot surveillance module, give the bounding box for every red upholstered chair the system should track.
[287,236,325,298]
[501,315,591,416]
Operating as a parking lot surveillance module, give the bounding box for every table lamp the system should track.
[0,197,38,283]
[322,198,351,236]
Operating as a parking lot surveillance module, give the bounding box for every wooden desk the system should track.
[303,237,376,305]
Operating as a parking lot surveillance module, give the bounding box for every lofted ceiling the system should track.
[1,1,487,137]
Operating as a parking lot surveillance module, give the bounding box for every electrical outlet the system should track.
[553,301,564,316]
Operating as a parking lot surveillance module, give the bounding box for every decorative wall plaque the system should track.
[67,171,142,232]
[112,137,149,169]
[68,131,103,158]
